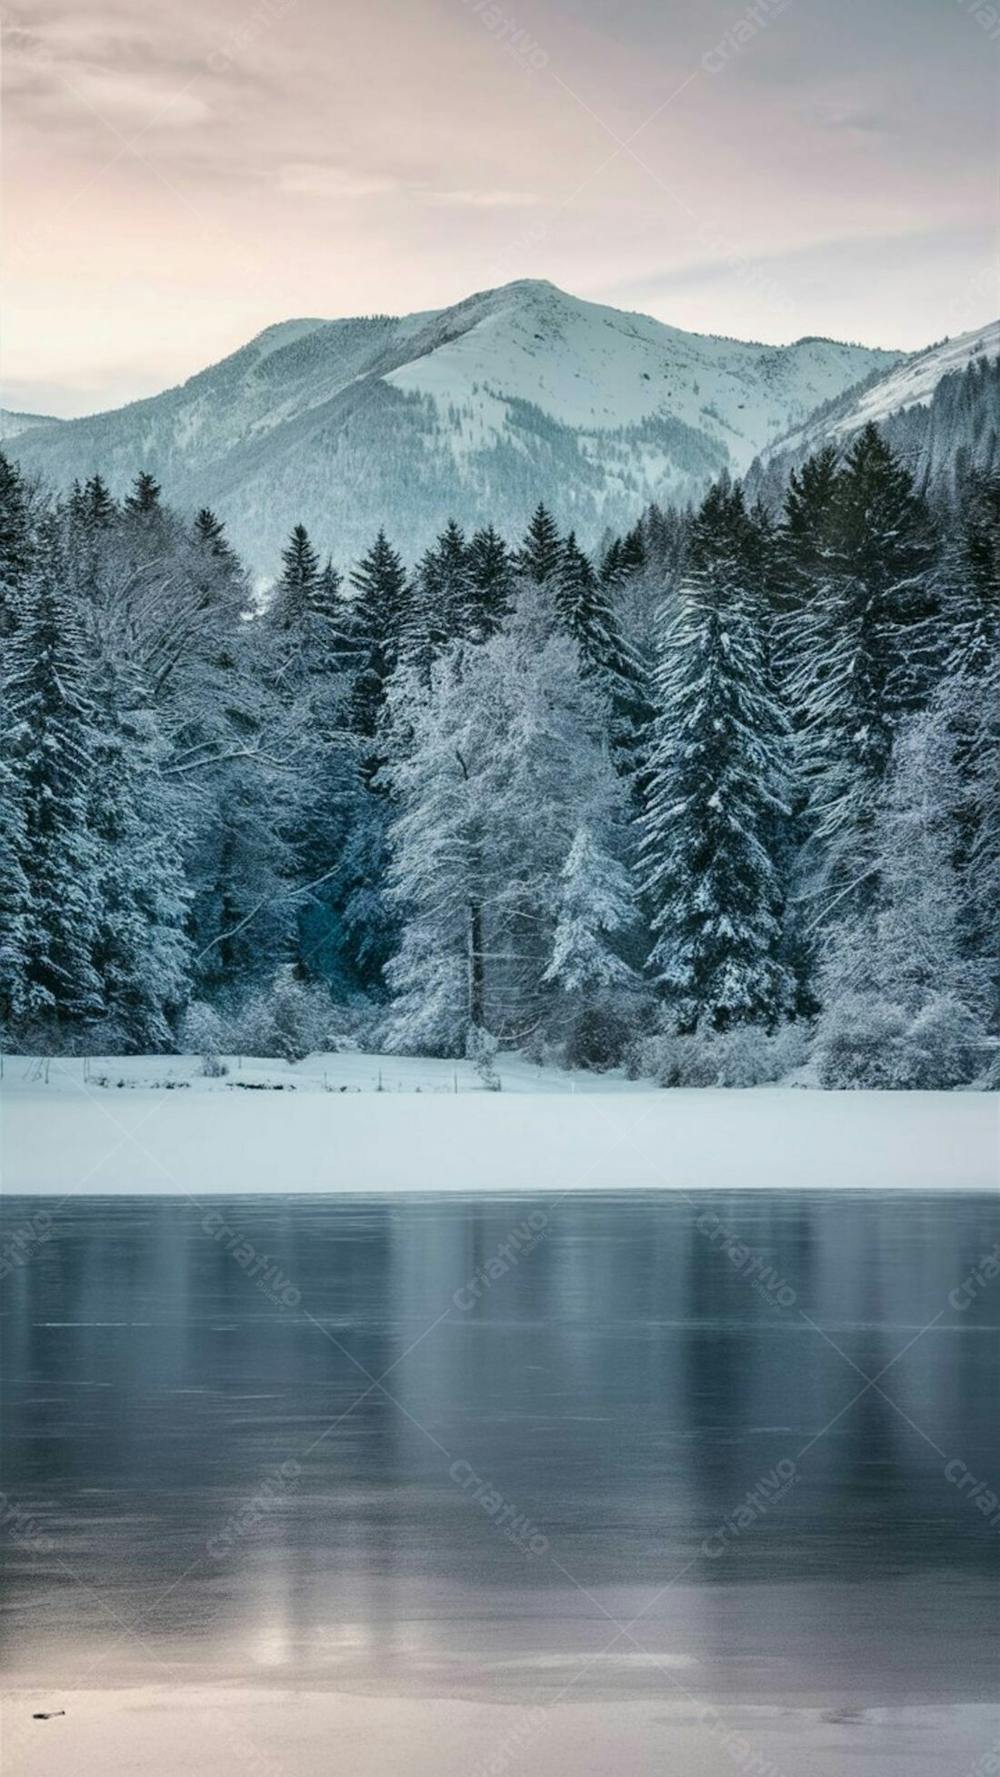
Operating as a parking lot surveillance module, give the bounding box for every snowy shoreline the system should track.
[2,1054,996,1195]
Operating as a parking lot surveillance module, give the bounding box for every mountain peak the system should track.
[9,283,908,571]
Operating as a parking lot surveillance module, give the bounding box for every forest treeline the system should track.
[0,428,997,1087]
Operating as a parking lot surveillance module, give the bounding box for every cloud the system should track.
[69,68,211,129]
[423,189,542,208]
[277,163,400,198]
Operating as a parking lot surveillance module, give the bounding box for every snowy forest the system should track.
[1,429,997,1089]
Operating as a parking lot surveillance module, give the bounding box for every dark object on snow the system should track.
[33,1710,66,1719]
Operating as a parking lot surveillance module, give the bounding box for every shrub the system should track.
[564,1002,635,1072]
[814,996,909,1089]
[903,996,987,1090]
[180,1002,231,1076]
[630,1020,809,1088]
[814,993,986,1090]
[233,971,333,1063]
[466,1023,501,1089]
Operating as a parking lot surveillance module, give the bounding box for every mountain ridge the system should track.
[4,280,913,570]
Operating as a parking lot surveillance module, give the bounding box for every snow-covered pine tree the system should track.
[270,524,321,631]
[80,474,117,531]
[3,544,104,1035]
[0,450,33,638]
[193,507,239,567]
[124,472,162,516]
[414,520,474,652]
[466,525,515,638]
[543,824,636,995]
[88,655,192,1050]
[555,532,651,778]
[639,482,795,1032]
[344,530,412,767]
[0,719,31,1034]
[516,504,563,588]
[785,426,939,942]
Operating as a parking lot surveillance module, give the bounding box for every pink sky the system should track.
[4,0,997,416]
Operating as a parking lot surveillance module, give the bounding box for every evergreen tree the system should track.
[4,552,104,1031]
[786,427,938,929]
[555,532,651,778]
[466,525,515,638]
[414,519,473,650]
[344,530,412,760]
[639,483,795,1031]
[0,734,31,1032]
[193,507,238,566]
[271,523,321,630]
[81,474,117,530]
[0,450,33,637]
[776,445,839,615]
[88,657,191,1049]
[516,504,562,586]
[543,826,637,994]
[124,472,162,515]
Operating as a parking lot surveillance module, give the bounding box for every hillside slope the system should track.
[8,281,899,572]
[751,319,999,499]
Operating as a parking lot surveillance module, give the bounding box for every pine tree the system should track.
[543,826,637,994]
[516,504,562,586]
[466,525,514,638]
[81,474,117,530]
[555,532,650,778]
[193,507,238,566]
[785,427,938,931]
[271,524,321,630]
[344,530,412,759]
[124,472,162,515]
[414,519,473,651]
[4,552,104,1031]
[639,484,795,1032]
[88,657,191,1049]
[776,445,839,615]
[0,450,33,638]
[0,736,31,1033]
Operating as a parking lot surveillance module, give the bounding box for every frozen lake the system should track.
[2,1190,998,1774]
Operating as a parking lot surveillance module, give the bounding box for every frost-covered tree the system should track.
[639,483,795,1032]
[271,524,321,630]
[555,531,651,777]
[88,658,192,1049]
[383,598,630,1052]
[786,427,938,929]
[124,471,162,516]
[543,825,637,994]
[466,525,515,638]
[0,736,31,1033]
[516,504,563,587]
[413,519,474,653]
[344,530,412,765]
[3,549,104,1032]
[0,450,34,637]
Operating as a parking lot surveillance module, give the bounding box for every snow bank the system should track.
[2,1055,995,1194]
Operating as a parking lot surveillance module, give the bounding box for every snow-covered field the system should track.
[2,1053,995,1195]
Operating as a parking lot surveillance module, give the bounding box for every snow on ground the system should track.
[2,1053,996,1195]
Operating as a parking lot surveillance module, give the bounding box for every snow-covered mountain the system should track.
[751,319,999,499]
[0,408,64,442]
[7,281,899,572]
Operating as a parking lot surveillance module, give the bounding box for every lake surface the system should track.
[2,1191,998,1725]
